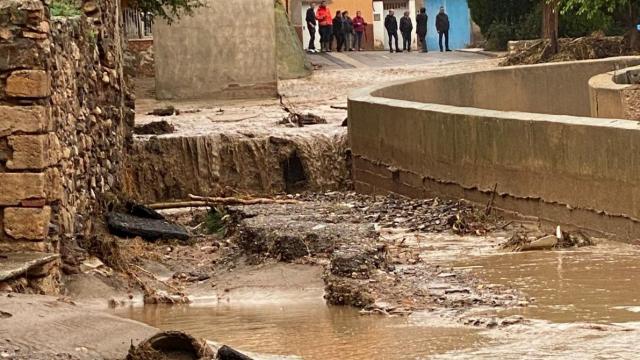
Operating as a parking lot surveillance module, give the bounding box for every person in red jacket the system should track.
[352,11,367,51]
[316,0,333,52]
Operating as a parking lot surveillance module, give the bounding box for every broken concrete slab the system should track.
[521,235,558,251]
[0,252,59,282]
[106,212,190,241]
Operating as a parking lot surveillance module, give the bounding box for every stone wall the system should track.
[127,38,154,78]
[349,56,640,242]
[0,0,131,286]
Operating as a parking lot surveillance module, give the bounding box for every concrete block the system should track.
[3,206,51,240]
[0,173,46,206]
[0,105,50,136]
[6,70,51,98]
[6,133,60,169]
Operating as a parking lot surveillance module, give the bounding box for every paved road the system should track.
[308,50,492,70]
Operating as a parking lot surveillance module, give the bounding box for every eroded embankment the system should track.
[123,132,350,202]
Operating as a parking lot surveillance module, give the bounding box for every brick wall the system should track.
[0,0,132,285]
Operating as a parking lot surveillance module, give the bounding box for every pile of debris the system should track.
[501,35,634,66]
[501,226,593,252]
[134,120,175,135]
[278,95,327,127]
[299,192,500,235]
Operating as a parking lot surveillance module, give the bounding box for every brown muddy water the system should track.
[119,238,640,359]
[120,301,482,359]
[454,241,640,324]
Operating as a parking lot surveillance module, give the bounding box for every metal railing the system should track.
[123,7,153,39]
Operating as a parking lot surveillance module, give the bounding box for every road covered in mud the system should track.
[88,190,640,359]
[5,190,640,359]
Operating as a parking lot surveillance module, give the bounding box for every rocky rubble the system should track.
[299,192,500,235]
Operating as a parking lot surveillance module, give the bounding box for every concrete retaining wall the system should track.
[589,65,640,120]
[373,57,640,117]
[349,56,640,241]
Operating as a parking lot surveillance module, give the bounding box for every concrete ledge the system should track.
[0,252,59,282]
[348,56,640,241]
[589,65,640,120]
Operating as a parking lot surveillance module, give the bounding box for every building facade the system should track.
[291,0,472,51]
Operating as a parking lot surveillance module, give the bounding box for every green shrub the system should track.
[485,22,515,50]
[50,0,82,17]
[560,9,621,37]
[468,0,538,36]
[204,207,228,236]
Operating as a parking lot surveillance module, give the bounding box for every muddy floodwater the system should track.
[120,301,482,359]
[120,239,640,359]
[454,241,640,324]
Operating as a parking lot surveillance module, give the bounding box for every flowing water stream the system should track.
[119,238,640,359]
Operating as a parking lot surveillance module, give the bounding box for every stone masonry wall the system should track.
[0,0,131,280]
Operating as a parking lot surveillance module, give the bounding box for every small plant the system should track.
[204,207,229,236]
[86,29,97,43]
[50,0,82,17]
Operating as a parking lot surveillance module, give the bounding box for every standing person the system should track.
[399,11,413,52]
[352,10,367,51]
[342,11,354,51]
[316,0,333,52]
[384,10,399,53]
[332,10,344,52]
[436,6,451,52]
[306,2,318,53]
[416,7,428,53]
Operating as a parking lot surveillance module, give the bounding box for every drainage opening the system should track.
[282,151,308,193]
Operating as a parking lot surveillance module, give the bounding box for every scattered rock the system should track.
[329,244,386,279]
[147,106,177,117]
[279,112,327,127]
[134,120,175,135]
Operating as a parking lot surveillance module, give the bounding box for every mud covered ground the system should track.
[125,54,498,202]
[103,192,545,327]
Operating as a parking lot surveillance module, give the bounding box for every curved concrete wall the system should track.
[349,56,640,241]
[589,65,640,120]
[373,57,640,116]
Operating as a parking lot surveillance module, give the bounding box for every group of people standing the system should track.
[307,1,452,54]
[307,1,367,52]
[385,6,451,53]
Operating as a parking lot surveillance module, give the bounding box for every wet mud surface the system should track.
[125,57,499,203]
[101,191,640,360]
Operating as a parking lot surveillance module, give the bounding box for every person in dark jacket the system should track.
[332,11,344,52]
[399,11,413,52]
[306,2,318,53]
[384,10,399,53]
[416,7,428,52]
[342,11,354,51]
[435,6,451,52]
